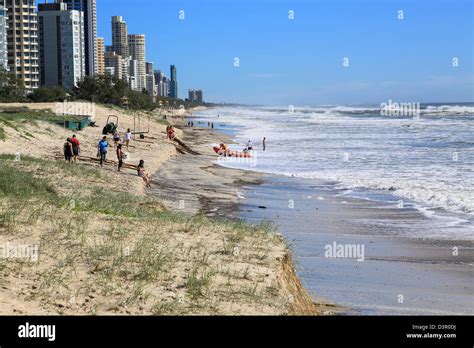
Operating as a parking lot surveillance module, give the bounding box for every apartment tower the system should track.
[111,16,128,57]
[96,36,104,75]
[169,64,178,99]
[0,3,7,70]
[38,2,85,90]
[5,0,39,90]
[128,34,146,91]
[62,0,97,76]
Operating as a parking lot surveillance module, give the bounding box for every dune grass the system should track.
[0,152,305,315]
[0,108,84,123]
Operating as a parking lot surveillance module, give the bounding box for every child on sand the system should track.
[137,160,151,188]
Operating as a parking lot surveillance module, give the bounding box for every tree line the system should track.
[0,69,203,111]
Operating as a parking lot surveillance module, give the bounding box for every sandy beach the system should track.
[183,107,474,316]
[0,102,322,315]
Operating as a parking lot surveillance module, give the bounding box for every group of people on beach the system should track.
[63,135,81,163]
[62,126,151,188]
[187,121,215,129]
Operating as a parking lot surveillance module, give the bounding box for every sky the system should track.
[96,0,473,105]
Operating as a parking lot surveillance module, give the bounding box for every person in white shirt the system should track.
[125,129,132,150]
[244,140,253,152]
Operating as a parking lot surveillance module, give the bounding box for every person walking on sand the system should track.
[167,125,175,140]
[117,144,124,172]
[263,137,266,151]
[64,138,73,163]
[137,160,151,188]
[113,130,120,148]
[125,128,132,150]
[98,136,109,167]
[71,134,81,162]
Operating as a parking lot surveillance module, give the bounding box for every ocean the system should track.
[194,103,474,241]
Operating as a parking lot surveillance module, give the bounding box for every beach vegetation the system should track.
[0,152,314,315]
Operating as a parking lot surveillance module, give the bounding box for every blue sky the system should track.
[97,0,473,105]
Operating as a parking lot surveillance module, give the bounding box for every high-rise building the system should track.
[166,77,171,97]
[145,73,155,97]
[146,61,153,75]
[128,34,146,91]
[120,55,130,83]
[169,64,178,99]
[111,16,128,58]
[128,58,140,91]
[145,61,155,95]
[196,90,203,103]
[63,0,97,76]
[104,50,123,80]
[0,4,7,71]
[6,0,39,90]
[96,37,104,75]
[154,70,167,97]
[188,89,203,104]
[38,2,85,90]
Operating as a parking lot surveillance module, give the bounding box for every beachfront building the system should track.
[154,70,169,97]
[120,55,130,82]
[145,61,155,96]
[104,50,123,80]
[5,0,39,90]
[38,2,85,90]
[188,89,203,104]
[63,0,97,76]
[111,15,128,58]
[145,73,155,97]
[128,33,146,91]
[146,61,153,75]
[128,58,141,91]
[169,64,178,98]
[0,4,7,71]
[96,37,104,75]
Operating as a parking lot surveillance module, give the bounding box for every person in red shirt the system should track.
[71,135,81,163]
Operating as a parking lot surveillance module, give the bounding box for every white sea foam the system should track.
[196,104,474,239]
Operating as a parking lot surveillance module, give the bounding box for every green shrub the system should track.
[28,86,68,102]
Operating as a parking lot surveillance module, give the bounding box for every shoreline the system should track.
[0,102,324,315]
[240,175,474,315]
[188,107,474,316]
[151,124,339,314]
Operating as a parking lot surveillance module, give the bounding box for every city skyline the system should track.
[0,0,200,103]
[97,0,473,105]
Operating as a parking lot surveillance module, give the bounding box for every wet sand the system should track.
[151,127,262,219]
[240,176,474,315]
[152,125,473,316]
